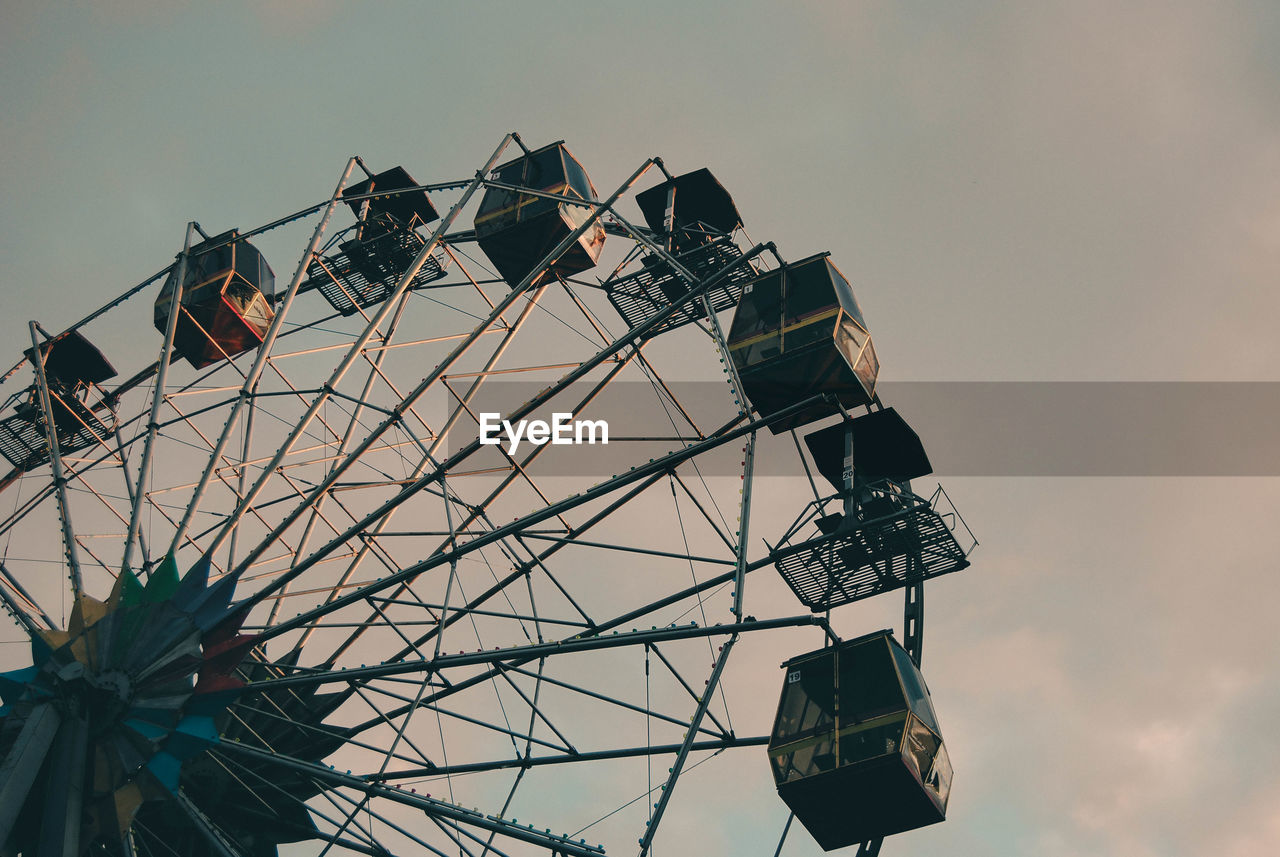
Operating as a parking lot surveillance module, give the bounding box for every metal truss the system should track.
[0,133,874,857]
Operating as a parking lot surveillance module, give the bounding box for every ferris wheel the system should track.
[0,133,976,857]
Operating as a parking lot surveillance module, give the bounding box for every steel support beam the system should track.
[215,742,606,857]
[28,322,84,597]
[370,735,770,779]
[122,222,193,573]
[638,634,736,856]
[38,713,88,857]
[0,703,61,845]
[250,614,823,691]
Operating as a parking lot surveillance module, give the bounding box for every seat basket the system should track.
[603,236,758,339]
[305,229,447,316]
[773,501,969,612]
[0,392,116,471]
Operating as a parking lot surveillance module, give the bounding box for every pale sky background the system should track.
[2,2,1279,856]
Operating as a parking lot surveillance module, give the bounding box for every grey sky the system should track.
[2,2,1278,856]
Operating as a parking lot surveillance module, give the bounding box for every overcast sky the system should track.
[2,2,1278,856]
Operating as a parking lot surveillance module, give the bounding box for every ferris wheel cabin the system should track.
[473,142,606,288]
[153,230,276,369]
[602,168,761,338]
[0,331,118,472]
[305,165,448,315]
[768,407,972,611]
[634,167,743,253]
[341,165,439,234]
[727,253,878,433]
[769,630,952,850]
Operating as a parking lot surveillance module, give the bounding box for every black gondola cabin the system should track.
[633,167,743,252]
[305,165,447,315]
[602,168,757,338]
[0,331,119,471]
[727,253,878,432]
[769,630,952,850]
[473,142,605,288]
[153,230,276,369]
[341,165,439,235]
